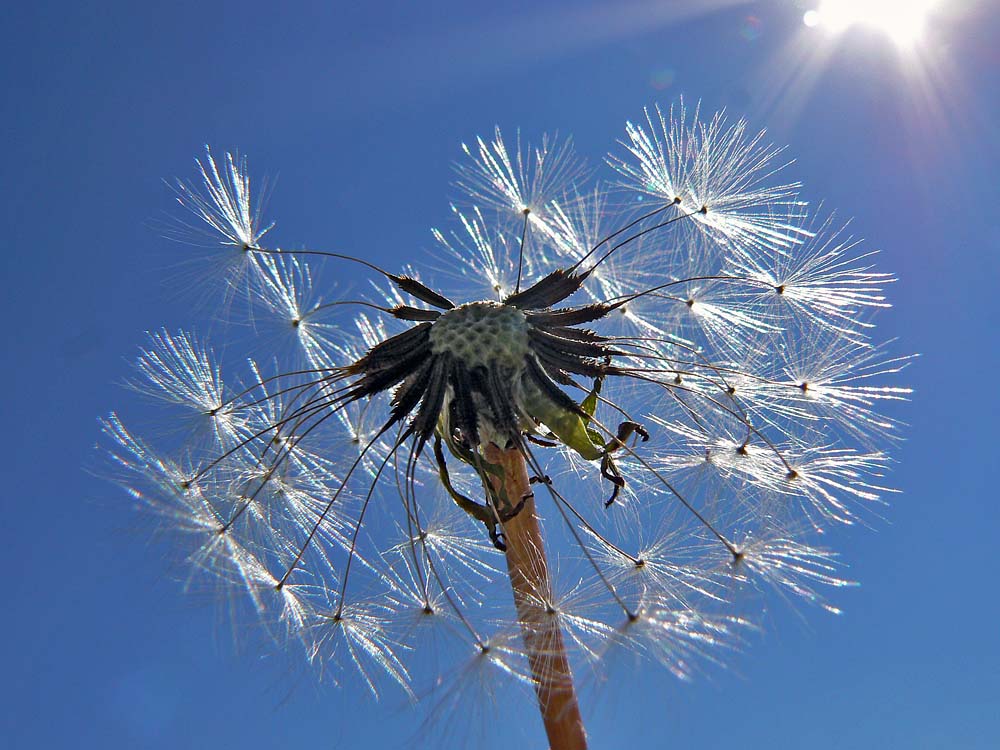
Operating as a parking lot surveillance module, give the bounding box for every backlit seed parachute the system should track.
[102,105,909,715]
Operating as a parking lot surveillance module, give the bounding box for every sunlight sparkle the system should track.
[805,0,938,46]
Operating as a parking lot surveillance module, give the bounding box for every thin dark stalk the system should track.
[515,208,531,294]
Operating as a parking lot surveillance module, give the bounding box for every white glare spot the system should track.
[806,0,937,46]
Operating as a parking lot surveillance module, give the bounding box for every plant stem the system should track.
[483,442,588,750]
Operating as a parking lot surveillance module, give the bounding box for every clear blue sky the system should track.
[2,1,997,748]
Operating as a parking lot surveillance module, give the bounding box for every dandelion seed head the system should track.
[103,106,909,740]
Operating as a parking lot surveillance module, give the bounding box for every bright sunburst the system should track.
[804,0,939,46]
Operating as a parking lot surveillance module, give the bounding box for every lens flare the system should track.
[804,0,938,46]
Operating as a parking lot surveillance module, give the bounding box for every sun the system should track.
[803,0,938,46]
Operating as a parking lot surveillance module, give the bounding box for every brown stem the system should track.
[482,442,588,750]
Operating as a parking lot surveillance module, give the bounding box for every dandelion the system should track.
[103,105,908,749]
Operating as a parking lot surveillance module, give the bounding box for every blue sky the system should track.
[2,1,998,748]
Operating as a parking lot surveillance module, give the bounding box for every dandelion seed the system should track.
[431,205,519,299]
[780,446,893,525]
[608,98,808,248]
[171,147,273,250]
[777,326,914,443]
[455,128,586,229]
[313,600,413,697]
[606,599,747,682]
[730,532,854,614]
[728,212,895,340]
[162,147,274,305]
[126,329,244,446]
